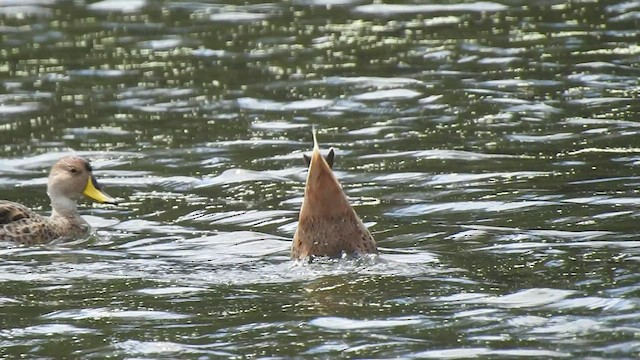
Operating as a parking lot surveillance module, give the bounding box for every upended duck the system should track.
[0,156,117,245]
[292,130,378,259]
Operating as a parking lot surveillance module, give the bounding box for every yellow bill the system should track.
[83,176,118,205]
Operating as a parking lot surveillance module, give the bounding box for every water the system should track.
[1,0,639,358]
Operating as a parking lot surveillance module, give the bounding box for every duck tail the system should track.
[312,125,320,152]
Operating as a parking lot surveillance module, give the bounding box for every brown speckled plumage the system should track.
[0,200,90,245]
[292,131,378,259]
[0,156,117,245]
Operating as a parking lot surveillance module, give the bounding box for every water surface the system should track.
[1,0,639,358]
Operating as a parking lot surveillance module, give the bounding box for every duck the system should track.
[292,130,378,259]
[0,155,118,245]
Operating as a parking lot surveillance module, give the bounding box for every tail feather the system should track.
[292,127,378,259]
[312,125,319,152]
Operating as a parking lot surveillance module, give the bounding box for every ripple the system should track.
[348,126,404,136]
[373,171,548,186]
[209,12,272,23]
[477,56,518,64]
[382,251,439,264]
[191,48,228,57]
[426,171,548,186]
[310,316,424,330]
[118,87,195,99]
[412,348,570,359]
[237,97,333,111]
[101,175,202,190]
[64,127,132,136]
[564,117,640,128]
[0,3,52,17]
[0,324,95,338]
[113,219,197,234]
[43,308,189,320]
[203,139,303,148]
[549,297,637,312]
[113,340,190,355]
[463,43,527,56]
[507,133,575,142]
[480,100,560,116]
[606,1,640,13]
[353,2,508,15]
[567,73,635,89]
[360,149,520,161]
[468,288,577,309]
[251,121,308,130]
[136,286,207,296]
[293,0,360,5]
[121,231,290,262]
[197,168,291,187]
[569,97,637,106]
[0,151,135,175]
[388,200,553,216]
[529,318,603,335]
[87,0,146,13]
[179,209,295,228]
[321,76,423,88]
[0,102,41,115]
[372,172,430,184]
[138,37,182,50]
[575,61,638,70]
[609,11,640,23]
[69,69,135,77]
[477,240,639,253]
[351,89,422,101]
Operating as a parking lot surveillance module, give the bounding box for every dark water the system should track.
[1,0,640,358]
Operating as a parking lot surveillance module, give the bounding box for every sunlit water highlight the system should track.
[1,0,640,358]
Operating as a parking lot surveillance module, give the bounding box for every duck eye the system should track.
[70,168,78,173]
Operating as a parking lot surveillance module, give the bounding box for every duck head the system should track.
[47,156,118,215]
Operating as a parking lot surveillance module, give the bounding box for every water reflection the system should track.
[1,0,640,358]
